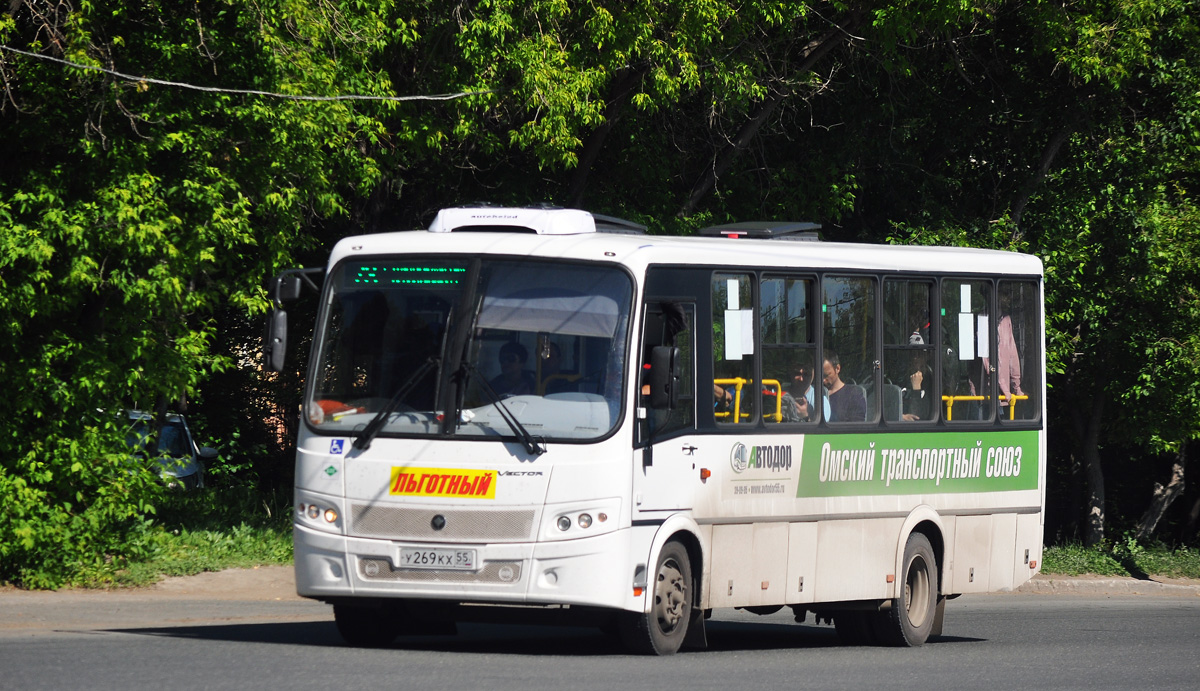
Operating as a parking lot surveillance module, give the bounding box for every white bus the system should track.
[267,206,1045,654]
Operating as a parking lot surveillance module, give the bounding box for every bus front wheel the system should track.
[620,541,693,655]
[875,532,938,646]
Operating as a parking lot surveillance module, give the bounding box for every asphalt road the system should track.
[1,572,1198,691]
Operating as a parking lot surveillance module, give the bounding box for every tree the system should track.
[0,0,398,586]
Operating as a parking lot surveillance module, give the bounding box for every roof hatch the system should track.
[428,206,646,236]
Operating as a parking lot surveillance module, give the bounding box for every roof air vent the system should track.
[698,221,822,240]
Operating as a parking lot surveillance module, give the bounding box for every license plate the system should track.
[399,547,477,571]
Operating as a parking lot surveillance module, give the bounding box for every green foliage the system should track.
[0,417,165,589]
[105,486,294,587]
[2,0,1200,586]
[0,1,396,587]
[1041,543,1128,577]
[37,485,295,588]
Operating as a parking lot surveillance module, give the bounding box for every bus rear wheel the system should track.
[333,603,401,647]
[874,532,938,646]
[620,541,693,655]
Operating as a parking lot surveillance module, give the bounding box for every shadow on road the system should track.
[110,618,984,655]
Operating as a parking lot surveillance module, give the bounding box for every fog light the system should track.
[323,508,339,523]
[557,516,571,531]
[307,505,320,519]
[578,513,593,529]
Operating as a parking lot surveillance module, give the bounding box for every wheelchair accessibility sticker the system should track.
[330,439,346,455]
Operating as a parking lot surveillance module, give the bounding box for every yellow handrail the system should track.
[712,378,784,423]
[714,378,748,422]
[941,394,1030,421]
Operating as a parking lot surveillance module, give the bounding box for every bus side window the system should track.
[941,279,994,422]
[883,279,936,423]
[998,280,1040,422]
[713,274,755,424]
[822,276,877,423]
[761,275,820,424]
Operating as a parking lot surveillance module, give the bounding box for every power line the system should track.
[0,44,489,103]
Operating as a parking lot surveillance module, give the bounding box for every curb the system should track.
[1017,575,1200,596]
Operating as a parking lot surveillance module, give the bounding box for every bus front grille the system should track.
[358,557,523,584]
[349,504,536,542]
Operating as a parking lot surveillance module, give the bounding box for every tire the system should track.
[874,532,938,646]
[333,603,401,647]
[620,541,693,655]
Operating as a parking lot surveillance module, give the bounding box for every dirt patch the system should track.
[148,565,303,600]
[0,565,302,601]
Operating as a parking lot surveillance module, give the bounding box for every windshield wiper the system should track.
[464,362,546,456]
[353,357,439,451]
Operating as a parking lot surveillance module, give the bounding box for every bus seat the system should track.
[883,384,902,421]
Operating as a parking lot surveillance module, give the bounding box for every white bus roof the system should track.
[329,207,1043,277]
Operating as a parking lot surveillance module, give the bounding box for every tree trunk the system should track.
[1068,386,1107,547]
[1135,444,1187,541]
[1008,121,1075,241]
[1081,394,1107,546]
[1066,450,1083,542]
[1183,496,1200,542]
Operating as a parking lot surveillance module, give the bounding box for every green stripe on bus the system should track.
[797,430,1039,497]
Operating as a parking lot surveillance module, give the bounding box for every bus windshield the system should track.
[306,257,633,442]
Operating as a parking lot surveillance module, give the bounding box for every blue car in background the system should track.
[126,411,216,490]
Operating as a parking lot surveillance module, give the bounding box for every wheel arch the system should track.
[894,506,946,597]
[643,515,705,613]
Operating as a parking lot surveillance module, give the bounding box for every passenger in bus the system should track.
[901,346,934,421]
[987,295,1025,410]
[823,351,866,422]
[783,362,830,422]
[490,341,536,397]
[713,383,734,410]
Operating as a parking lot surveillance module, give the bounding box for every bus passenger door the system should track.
[635,302,698,512]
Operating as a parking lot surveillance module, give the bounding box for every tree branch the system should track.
[676,18,857,218]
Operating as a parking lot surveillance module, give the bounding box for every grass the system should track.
[81,485,294,588]
[1042,540,1200,580]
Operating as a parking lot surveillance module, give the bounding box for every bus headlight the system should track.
[297,497,342,533]
[541,498,621,541]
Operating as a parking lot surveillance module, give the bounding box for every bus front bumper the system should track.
[293,522,641,612]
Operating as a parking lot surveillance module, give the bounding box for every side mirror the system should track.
[264,309,288,372]
[273,275,302,304]
[649,346,679,409]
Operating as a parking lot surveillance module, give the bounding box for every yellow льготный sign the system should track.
[389,467,497,499]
